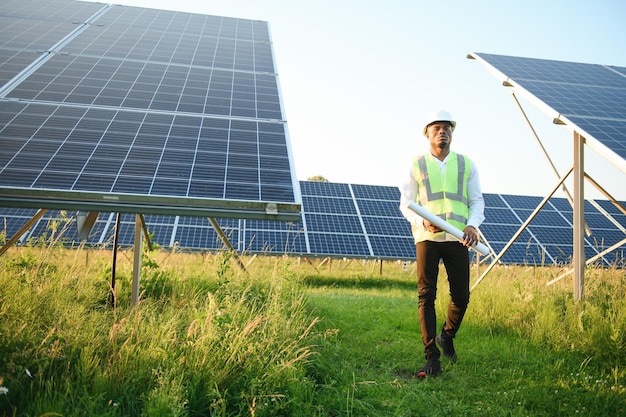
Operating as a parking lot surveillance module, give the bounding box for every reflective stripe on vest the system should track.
[413,152,470,239]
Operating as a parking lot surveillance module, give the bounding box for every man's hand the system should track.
[461,225,479,248]
[423,220,443,233]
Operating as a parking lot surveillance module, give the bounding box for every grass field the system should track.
[0,243,624,416]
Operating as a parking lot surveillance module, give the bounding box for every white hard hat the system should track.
[423,110,456,135]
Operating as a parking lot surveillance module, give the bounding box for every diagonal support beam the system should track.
[0,209,47,257]
[207,217,248,274]
[138,214,153,251]
[511,92,591,236]
[547,236,626,286]
[472,167,573,290]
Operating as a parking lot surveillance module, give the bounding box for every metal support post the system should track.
[131,213,143,306]
[573,132,585,301]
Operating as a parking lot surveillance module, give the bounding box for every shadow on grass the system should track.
[302,274,416,291]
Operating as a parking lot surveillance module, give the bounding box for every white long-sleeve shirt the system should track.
[399,153,485,243]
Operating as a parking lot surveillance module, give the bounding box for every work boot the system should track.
[436,334,458,363]
[416,357,442,379]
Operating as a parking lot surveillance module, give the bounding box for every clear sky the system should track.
[80,0,626,200]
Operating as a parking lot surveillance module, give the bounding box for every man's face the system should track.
[425,122,453,150]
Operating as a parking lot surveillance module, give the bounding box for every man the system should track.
[399,109,485,378]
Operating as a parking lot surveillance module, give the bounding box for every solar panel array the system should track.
[0,0,301,221]
[2,181,625,266]
[469,53,626,172]
[2,5,626,266]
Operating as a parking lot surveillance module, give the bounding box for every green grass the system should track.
[0,245,624,416]
[303,264,626,416]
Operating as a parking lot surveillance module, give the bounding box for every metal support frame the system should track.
[207,217,248,274]
[547,236,626,286]
[138,214,153,251]
[512,93,591,236]
[472,167,572,290]
[131,213,143,306]
[1,209,150,307]
[76,211,99,240]
[474,93,626,301]
[573,132,585,300]
[1,209,244,306]
[110,212,121,307]
[111,213,151,306]
[584,174,626,219]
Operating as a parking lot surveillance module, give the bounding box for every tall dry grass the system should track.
[0,246,320,416]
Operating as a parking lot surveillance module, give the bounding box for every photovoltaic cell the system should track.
[302,196,357,215]
[596,199,626,216]
[501,194,544,210]
[361,217,409,237]
[368,236,415,259]
[584,212,620,230]
[484,207,521,225]
[352,183,399,200]
[357,199,402,216]
[483,193,508,208]
[307,233,370,258]
[521,81,626,119]
[0,50,43,87]
[300,181,352,198]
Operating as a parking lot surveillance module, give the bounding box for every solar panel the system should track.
[295,182,367,258]
[2,182,624,265]
[0,0,300,221]
[469,53,626,173]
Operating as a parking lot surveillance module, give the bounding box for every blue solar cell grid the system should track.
[596,199,626,216]
[302,196,357,215]
[351,183,399,200]
[297,182,364,257]
[484,207,521,225]
[368,236,415,259]
[566,117,626,160]
[522,81,626,120]
[300,181,352,198]
[0,102,295,203]
[480,192,626,266]
[0,50,42,87]
[483,193,508,208]
[306,233,370,257]
[1,0,101,22]
[471,52,626,163]
[473,53,626,88]
[8,54,283,119]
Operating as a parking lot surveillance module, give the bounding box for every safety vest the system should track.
[413,152,470,241]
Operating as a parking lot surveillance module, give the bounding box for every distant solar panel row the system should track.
[0,0,300,221]
[1,181,625,266]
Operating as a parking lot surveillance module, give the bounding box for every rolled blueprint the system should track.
[407,201,490,256]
